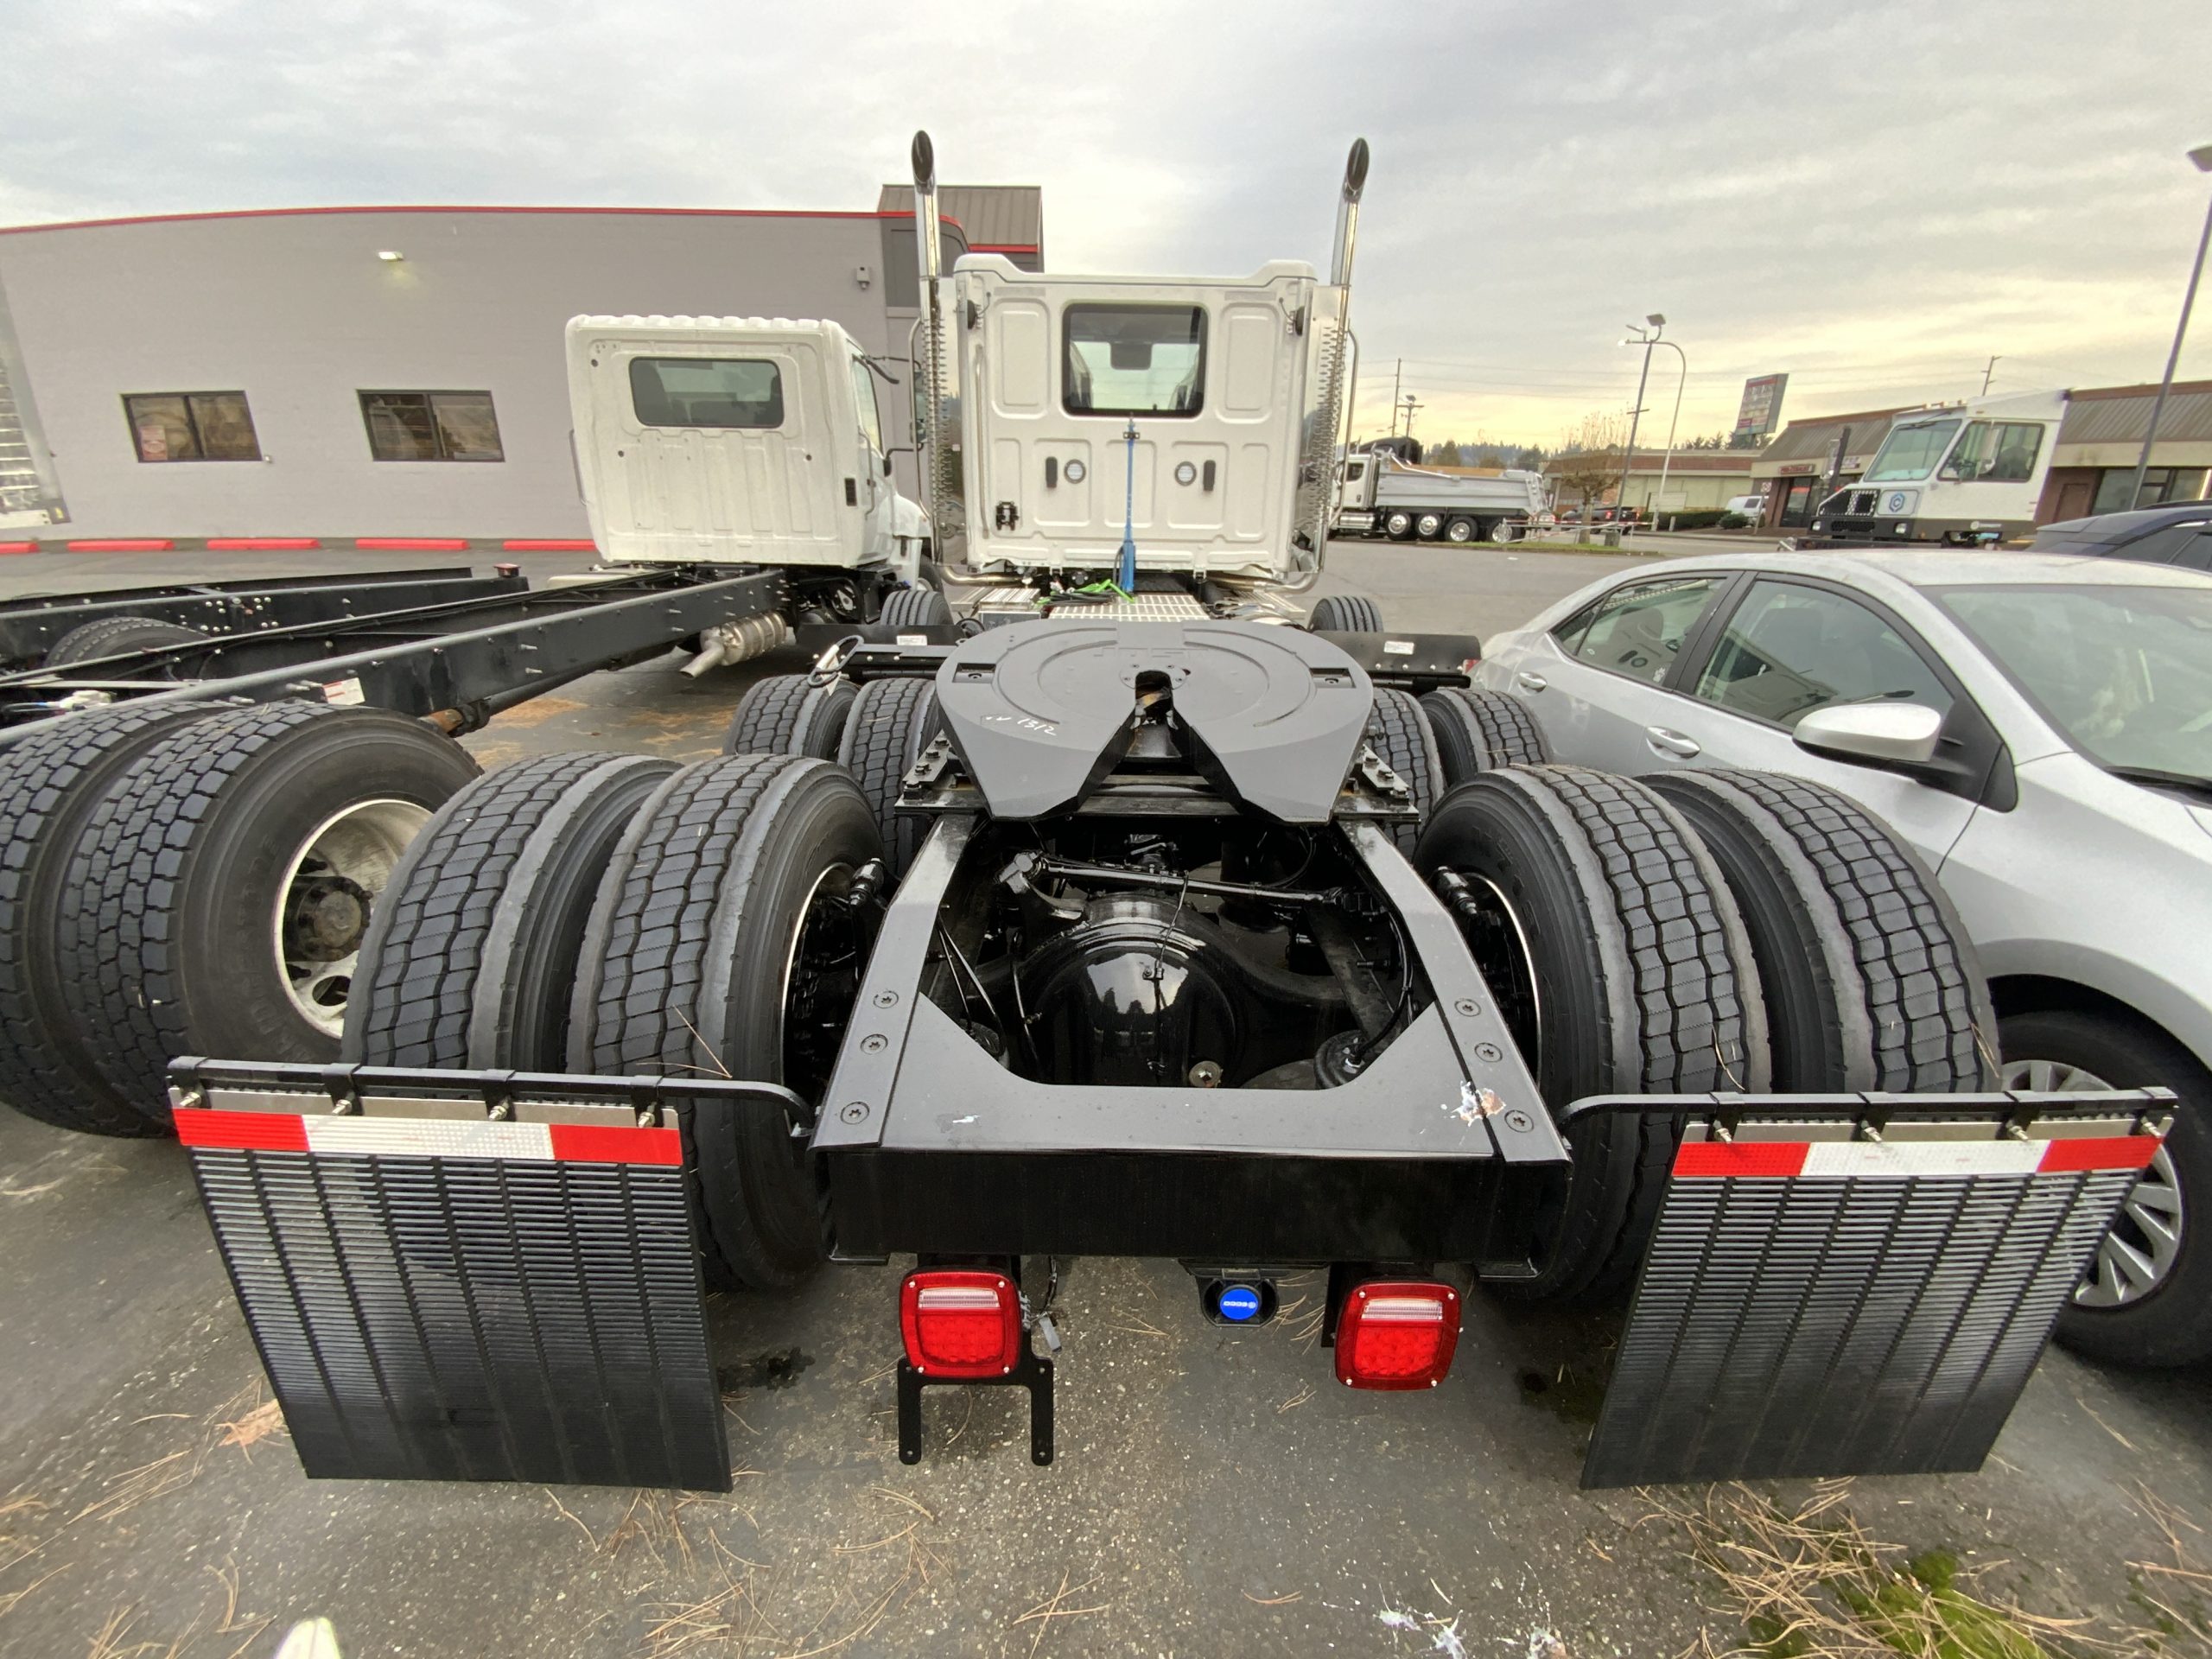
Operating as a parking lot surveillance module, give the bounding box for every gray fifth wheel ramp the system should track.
[167,1060,2170,1493]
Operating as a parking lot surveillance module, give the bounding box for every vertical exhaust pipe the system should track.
[1291,139,1370,585]
[1331,137,1369,290]
[911,130,956,570]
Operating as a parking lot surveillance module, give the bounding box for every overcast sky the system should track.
[6,0,2209,448]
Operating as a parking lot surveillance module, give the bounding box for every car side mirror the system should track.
[1792,702,1943,768]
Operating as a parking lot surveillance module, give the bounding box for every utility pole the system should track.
[1618,315,1666,517]
[1980,355,2001,395]
[2128,143,2212,509]
[1389,359,1403,435]
[1401,397,1422,442]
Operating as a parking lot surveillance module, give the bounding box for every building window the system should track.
[359,391,504,461]
[1063,304,1206,417]
[2094,467,2209,514]
[124,391,260,462]
[628,359,785,429]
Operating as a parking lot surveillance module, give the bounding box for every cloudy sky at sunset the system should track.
[7,0,2208,450]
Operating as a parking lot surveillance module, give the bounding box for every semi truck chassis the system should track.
[123,616,2171,1496]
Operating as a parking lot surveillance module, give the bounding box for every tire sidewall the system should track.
[2008,1008,2212,1366]
[175,723,478,1062]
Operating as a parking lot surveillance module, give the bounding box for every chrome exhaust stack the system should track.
[911,131,963,573]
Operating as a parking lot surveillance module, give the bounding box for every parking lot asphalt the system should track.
[3,539,2208,1658]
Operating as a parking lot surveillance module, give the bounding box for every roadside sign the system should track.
[1732,375,1788,447]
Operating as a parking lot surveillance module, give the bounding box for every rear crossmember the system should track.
[165,1058,2171,1493]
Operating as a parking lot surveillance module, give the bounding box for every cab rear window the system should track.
[630,358,785,429]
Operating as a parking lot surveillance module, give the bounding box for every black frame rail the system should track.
[0,567,785,741]
[0,568,520,668]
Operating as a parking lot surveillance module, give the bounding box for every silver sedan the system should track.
[1475,550,2212,1366]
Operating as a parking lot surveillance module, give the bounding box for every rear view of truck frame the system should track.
[0,135,2171,1498]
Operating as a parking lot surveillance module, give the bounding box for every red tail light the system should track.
[1335,1280,1459,1390]
[900,1270,1024,1378]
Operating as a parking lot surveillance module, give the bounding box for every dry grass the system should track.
[2125,1484,2212,1652]
[632,1486,951,1659]
[1656,1482,2121,1658]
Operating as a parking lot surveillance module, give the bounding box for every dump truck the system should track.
[1335,446,1549,543]
[0,135,2169,1499]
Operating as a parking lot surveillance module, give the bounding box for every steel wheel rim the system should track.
[779,861,874,1106]
[2002,1056,2183,1308]
[1446,521,1472,543]
[273,798,430,1038]
[1444,870,1543,1067]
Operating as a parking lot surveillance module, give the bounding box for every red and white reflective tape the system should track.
[1674,1135,2158,1180]
[175,1108,680,1166]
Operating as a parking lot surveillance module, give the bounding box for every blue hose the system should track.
[1117,419,1138,594]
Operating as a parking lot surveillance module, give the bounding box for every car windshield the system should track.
[1931,582,2212,781]
[1864,420,1961,482]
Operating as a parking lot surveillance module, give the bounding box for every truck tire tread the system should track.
[1418,765,1769,1299]
[836,676,935,877]
[1419,687,1549,785]
[345,752,677,1069]
[1646,770,1993,1091]
[724,673,857,758]
[1366,687,1442,851]
[570,753,883,1291]
[0,703,219,1134]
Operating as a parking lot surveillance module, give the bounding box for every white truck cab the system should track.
[1812,388,2067,545]
[934,257,1346,585]
[566,315,926,587]
[908,132,1363,601]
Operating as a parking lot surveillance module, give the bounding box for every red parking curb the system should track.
[353,537,470,550]
[207,537,323,550]
[500,539,597,552]
[68,538,175,551]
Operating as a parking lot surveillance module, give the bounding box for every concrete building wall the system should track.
[0,207,964,541]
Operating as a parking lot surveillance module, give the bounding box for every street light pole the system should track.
[2127,143,2212,510]
[1649,340,1688,529]
[1618,315,1664,518]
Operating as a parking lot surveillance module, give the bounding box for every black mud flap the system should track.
[169,1060,805,1493]
[1575,1090,2175,1489]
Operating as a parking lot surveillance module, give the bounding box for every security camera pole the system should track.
[2126,143,2212,510]
[1618,314,1665,519]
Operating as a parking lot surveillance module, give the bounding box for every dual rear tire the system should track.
[1418,763,1993,1300]
[0,702,480,1135]
[346,750,886,1293]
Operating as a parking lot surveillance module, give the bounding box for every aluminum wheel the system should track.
[2004,1056,2184,1308]
[274,798,430,1038]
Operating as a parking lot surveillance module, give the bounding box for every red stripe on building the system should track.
[175,1109,310,1153]
[354,537,470,551]
[2037,1135,2160,1174]
[546,1123,683,1166]
[207,537,321,550]
[500,539,596,552]
[1673,1141,1810,1179]
[69,538,175,552]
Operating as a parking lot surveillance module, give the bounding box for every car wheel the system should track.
[1384,512,1414,542]
[1415,512,1444,540]
[2001,1008,2212,1367]
[1443,517,1475,544]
